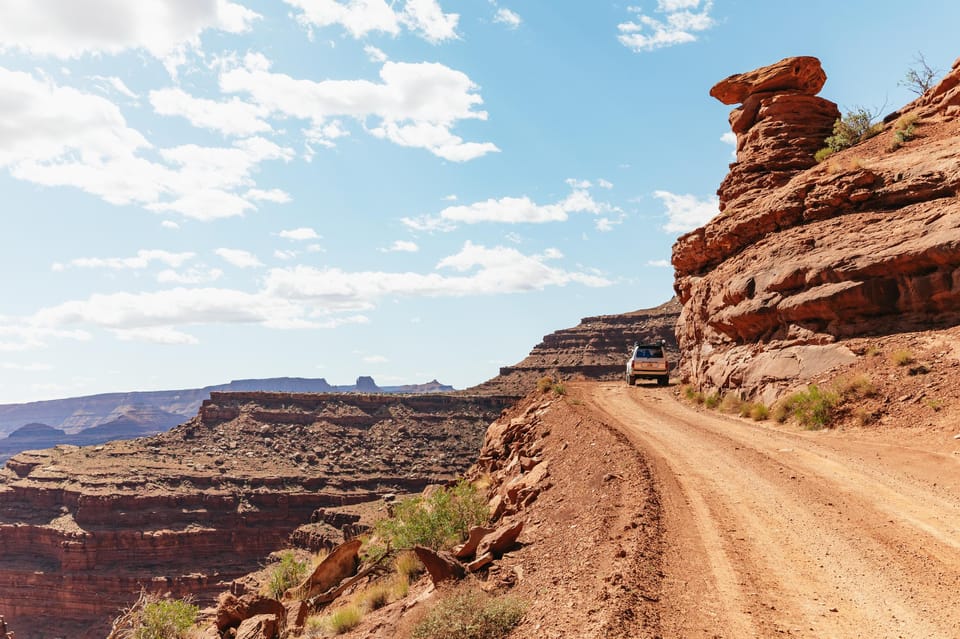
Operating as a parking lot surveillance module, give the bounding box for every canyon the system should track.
[0,391,509,638]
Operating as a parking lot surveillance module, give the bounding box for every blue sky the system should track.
[0,0,958,402]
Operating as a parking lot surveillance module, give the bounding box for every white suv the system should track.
[626,341,670,386]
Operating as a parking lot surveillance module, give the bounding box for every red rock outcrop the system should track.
[673,55,960,401]
[473,299,680,396]
[0,391,510,639]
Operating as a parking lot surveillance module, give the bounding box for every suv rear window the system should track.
[635,346,664,358]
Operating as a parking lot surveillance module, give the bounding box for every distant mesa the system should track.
[0,375,455,463]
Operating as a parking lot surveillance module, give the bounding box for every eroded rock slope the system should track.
[0,391,509,639]
[673,55,960,401]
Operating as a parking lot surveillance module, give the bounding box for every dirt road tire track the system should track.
[582,382,960,639]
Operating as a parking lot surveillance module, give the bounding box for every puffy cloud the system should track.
[246,188,292,203]
[656,190,719,233]
[0,0,259,75]
[0,67,294,220]
[364,45,388,63]
[283,0,458,42]
[493,8,522,29]
[403,181,615,229]
[380,240,419,253]
[279,227,321,241]
[265,241,610,305]
[219,54,497,161]
[647,259,671,268]
[215,248,263,268]
[156,267,224,284]
[161,220,181,230]
[7,243,609,347]
[56,249,195,271]
[150,87,272,136]
[618,0,714,52]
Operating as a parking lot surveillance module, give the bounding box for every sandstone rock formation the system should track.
[473,299,680,396]
[0,391,509,639]
[673,55,960,401]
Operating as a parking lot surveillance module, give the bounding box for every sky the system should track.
[0,0,958,403]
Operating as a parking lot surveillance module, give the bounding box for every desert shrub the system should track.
[322,604,364,635]
[357,582,391,611]
[682,385,697,401]
[779,384,839,429]
[109,593,197,639]
[853,407,877,426]
[890,349,915,366]
[864,345,880,357]
[536,376,554,393]
[890,114,919,150]
[899,52,940,95]
[816,107,883,160]
[771,401,790,423]
[411,586,525,639]
[389,572,411,599]
[265,551,310,599]
[692,391,705,405]
[719,392,744,414]
[394,550,424,581]
[836,374,877,399]
[375,480,489,551]
[704,392,721,410]
[552,382,566,396]
[925,398,944,412]
[748,403,769,421]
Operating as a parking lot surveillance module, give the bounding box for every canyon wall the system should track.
[473,299,680,396]
[673,56,960,401]
[0,391,510,638]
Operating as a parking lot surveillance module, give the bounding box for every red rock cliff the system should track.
[673,56,960,401]
[0,391,510,639]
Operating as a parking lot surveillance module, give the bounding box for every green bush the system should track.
[779,384,839,429]
[815,107,883,160]
[375,480,489,551]
[536,376,554,393]
[552,382,566,395]
[411,586,525,639]
[323,604,363,635]
[134,599,198,639]
[719,392,744,414]
[265,550,310,599]
[748,403,769,421]
[704,392,721,410]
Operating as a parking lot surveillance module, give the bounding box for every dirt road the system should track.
[583,382,960,639]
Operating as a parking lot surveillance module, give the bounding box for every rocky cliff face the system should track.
[0,391,510,639]
[471,299,680,396]
[673,56,960,401]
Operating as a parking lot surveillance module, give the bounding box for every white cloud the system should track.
[0,67,293,220]
[215,248,263,268]
[90,75,139,99]
[57,249,195,271]
[113,326,199,345]
[720,131,736,146]
[265,241,610,305]
[161,220,181,230]
[4,242,610,348]
[156,267,224,284]
[150,88,272,136]
[0,0,259,76]
[274,249,299,260]
[279,227,321,241]
[442,194,457,201]
[219,54,497,161]
[493,8,522,29]
[597,178,614,189]
[618,0,715,52]
[656,190,719,234]
[380,240,419,253]
[364,45,388,63]
[283,0,458,42]
[595,218,615,232]
[404,181,616,229]
[247,188,292,203]
[647,259,671,268]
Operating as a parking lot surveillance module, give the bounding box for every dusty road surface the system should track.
[582,381,960,639]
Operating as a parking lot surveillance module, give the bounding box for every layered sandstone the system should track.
[673,56,960,401]
[473,299,680,396]
[0,391,509,639]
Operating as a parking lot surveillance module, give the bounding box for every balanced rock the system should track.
[710,56,827,105]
